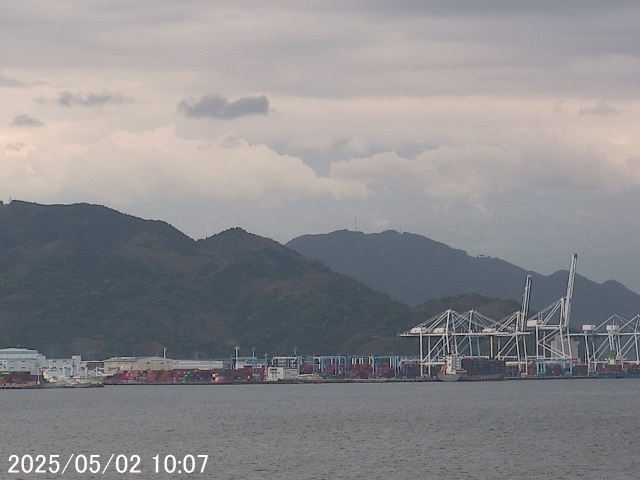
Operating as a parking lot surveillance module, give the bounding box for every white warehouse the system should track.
[0,348,46,375]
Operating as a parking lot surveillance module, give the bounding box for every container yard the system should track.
[400,254,640,381]
[104,355,423,385]
[0,372,40,388]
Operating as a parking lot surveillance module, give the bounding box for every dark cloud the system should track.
[178,94,269,120]
[58,90,132,108]
[579,102,621,116]
[11,114,44,127]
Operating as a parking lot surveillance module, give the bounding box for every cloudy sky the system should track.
[2,2,640,295]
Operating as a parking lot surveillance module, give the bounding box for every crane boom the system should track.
[519,275,532,330]
[562,253,578,329]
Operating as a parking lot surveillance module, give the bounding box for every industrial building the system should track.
[0,347,46,375]
[266,366,299,381]
[174,359,227,370]
[103,356,174,375]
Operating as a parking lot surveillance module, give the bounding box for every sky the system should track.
[1,2,640,295]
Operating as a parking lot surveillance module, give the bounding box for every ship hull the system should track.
[437,372,504,382]
[459,373,504,382]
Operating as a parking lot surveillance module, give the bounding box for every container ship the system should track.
[437,355,506,382]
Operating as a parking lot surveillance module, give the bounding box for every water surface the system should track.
[1,380,638,479]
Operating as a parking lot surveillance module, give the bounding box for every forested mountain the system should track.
[0,201,416,358]
[5,202,630,360]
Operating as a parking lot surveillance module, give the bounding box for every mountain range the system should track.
[0,201,414,359]
[2,201,638,360]
[286,230,640,325]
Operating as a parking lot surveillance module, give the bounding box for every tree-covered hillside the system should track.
[0,201,416,359]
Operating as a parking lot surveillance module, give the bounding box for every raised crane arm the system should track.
[562,253,578,329]
[519,274,532,331]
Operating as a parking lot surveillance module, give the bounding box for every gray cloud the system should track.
[58,90,132,108]
[579,102,621,116]
[5,142,25,152]
[0,73,26,88]
[11,114,44,127]
[178,94,269,120]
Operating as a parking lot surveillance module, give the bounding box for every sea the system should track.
[1,380,639,480]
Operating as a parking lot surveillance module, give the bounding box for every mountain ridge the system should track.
[4,201,636,359]
[0,201,416,358]
[286,229,640,325]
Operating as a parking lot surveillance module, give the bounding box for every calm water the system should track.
[1,380,639,479]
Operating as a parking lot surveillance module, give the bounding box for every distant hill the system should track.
[0,202,417,358]
[286,230,640,325]
[413,294,523,321]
